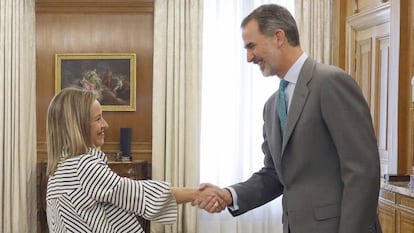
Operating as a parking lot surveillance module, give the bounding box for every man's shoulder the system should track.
[313,62,347,77]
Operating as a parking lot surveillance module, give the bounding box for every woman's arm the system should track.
[170,187,221,205]
[170,187,200,204]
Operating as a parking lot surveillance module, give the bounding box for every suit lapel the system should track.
[268,92,283,155]
[268,92,284,175]
[281,58,316,155]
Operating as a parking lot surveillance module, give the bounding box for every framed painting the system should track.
[55,53,136,111]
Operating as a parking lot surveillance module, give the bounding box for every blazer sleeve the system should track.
[320,69,380,232]
[77,154,177,224]
[228,99,284,216]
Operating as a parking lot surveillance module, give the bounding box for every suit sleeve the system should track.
[228,99,284,216]
[320,70,380,232]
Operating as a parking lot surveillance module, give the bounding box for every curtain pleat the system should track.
[295,0,332,64]
[152,0,203,232]
[0,0,37,232]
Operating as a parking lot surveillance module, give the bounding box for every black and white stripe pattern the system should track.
[46,149,177,233]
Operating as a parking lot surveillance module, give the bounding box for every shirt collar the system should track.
[282,53,308,84]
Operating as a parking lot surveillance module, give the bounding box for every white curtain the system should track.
[295,0,332,64]
[152,0,203,232]
[0,0,37,233]
[199,1,294,233]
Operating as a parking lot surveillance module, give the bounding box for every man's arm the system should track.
[321,70,380,232]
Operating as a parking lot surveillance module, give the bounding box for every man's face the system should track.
[242,19,280,77]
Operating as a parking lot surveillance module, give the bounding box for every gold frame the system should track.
[55,53,136,111]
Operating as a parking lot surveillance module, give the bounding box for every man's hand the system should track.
[193,183,232,213]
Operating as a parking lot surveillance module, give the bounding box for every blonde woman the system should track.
[46,88,213,233]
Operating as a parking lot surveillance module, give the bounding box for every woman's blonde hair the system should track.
[46,88,97,176]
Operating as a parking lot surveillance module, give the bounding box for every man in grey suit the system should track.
[198,4,382,233]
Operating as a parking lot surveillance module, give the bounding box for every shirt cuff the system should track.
[225,187,239,211]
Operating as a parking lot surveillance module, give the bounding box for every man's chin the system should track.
[260,70,273,77]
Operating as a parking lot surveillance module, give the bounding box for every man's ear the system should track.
[274,29,286,46]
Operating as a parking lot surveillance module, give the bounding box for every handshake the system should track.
[191,183,233,213]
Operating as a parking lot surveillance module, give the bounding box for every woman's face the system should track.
[90,100,108,147]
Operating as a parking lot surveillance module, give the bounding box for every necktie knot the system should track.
[279,79,289,91]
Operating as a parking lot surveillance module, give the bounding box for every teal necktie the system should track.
[277,80,289,136]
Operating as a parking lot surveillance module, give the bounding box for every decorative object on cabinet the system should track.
[55,53,136,111]
[410,167,414,190]
[37,160,151,233]
[118,127,132,161]
[384,174,411,182]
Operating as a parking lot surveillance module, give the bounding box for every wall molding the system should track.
[37,141,152,161]
[36,0,154,13]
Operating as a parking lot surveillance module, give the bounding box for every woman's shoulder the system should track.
[79,148,108,164]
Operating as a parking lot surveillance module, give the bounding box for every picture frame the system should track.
[55,53,136,111]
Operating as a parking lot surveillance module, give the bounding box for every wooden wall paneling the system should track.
[346,2,391,175]
[332,0,347,68]
[352,0,389,13]
[35,0,154,13]
[410,1,414,173]
[398,0,413,174]
[376,35,390,167]
[36,0,155,230]
[355,37,372,106]
[346,4,388,76]
[103,141,152,161]
[35,0,154,162]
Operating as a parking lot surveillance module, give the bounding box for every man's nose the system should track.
[247,51,255,63]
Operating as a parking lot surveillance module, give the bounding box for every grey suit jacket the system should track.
[229,58,381,233]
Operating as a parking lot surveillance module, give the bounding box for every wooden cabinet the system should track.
[379,188,414,233]
[37,160,151,233]
[108,160,150,180]
[378,189,396,233]
[396,194,414,233]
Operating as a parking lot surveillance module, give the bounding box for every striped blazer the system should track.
[46,149,177,233]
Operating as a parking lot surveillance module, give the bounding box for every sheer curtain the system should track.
[199,1,294,233]
[152,0,202,232]
[0,0,37,232]
[295,0,332,64]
